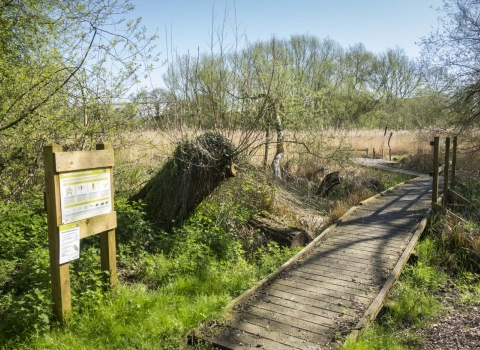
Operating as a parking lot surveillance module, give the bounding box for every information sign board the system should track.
[59,168,112,224]
[59,223,80,264]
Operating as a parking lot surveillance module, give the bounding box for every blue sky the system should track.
[128,0,444,89]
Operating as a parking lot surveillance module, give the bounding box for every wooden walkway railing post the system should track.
[431,137,439,204]
[443,137,451,206]
[451,136,457,189]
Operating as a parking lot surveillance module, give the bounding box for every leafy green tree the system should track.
[0,0,157,200]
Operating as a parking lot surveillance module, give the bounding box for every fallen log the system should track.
[248,214,308,247]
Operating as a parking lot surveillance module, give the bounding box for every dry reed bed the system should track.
[117,129,435,167]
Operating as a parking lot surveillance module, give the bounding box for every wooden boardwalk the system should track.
[207,175,432,349]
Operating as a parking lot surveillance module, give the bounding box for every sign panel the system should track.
[59,223,80,264]
[59,168,112,224]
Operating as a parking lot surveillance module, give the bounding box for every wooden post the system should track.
[443,137,450,206]
[432,137,439,204]
[96,143,117,288]
[451,136,457,189]
[44,144,72,323]
[373,148,375,159]
[388,132,393,161]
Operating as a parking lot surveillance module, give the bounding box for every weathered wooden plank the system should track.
[331,230,411,243]
[313,244,402,260]
[275,279,373,305]
[251,291,359,319]
[208,326,296,350]
[308,249,399,267]
[284,269,378,295]
[291,264,387,286]
[318,242,406,257]
[299,252,394,269]
[330,228,411,243]
[226,321,323,350]
[324,236,410,251]
[241,304,334,335]
[241,298,336,327]
[299,261,393,281]
[322,236,408,254]
[271,282,366,311]
[257,288,356,316]
[54,150,114,172]
[78,212,117,239]
[291,264,385,285]
[342,217,412,227]
[448,188,472,206]
[230,310,331,345]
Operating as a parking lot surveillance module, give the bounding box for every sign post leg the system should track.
[96,143,117,288]
[44,144,71,323]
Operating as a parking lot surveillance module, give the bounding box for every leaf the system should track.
[39,313,49,324]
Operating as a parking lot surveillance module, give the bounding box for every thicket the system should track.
[134,36,450,133]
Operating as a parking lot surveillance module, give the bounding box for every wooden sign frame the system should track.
[43,143,117,323]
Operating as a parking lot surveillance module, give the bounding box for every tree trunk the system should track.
[263,124,270,171]
[317,171,341,197]
[248,214,308,247]
[271,101,284,178]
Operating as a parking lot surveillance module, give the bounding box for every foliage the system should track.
[0,0,157,201]
[421,0,480,137]
[138,33,441,134]
[0,163,300,348]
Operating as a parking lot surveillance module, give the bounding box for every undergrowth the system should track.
[0,167,297,349]
[0,159,415,349]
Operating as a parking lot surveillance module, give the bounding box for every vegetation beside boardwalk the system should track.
[0,160,412,349]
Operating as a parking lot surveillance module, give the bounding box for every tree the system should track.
[421,0,480,129]
[0,0,157,199]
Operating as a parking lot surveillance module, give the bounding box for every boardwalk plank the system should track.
[256,288,356,316]
[240,305,334,334]
[270,282,367,311]
[246,293,340,319]
[230,310,331,345]
[286,266,381,289]
[297,253,394,269]
[207,174,432,349]
[226,321,324,350]
[321,237,408,254]
[275,279,373,305]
